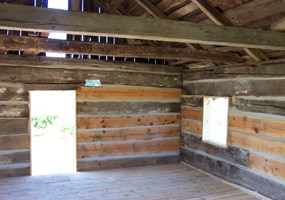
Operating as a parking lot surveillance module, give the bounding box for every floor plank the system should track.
[0,164,261,200]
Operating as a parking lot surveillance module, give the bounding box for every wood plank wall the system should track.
[0,54,182,178]
[0,83,30,177]
[181,62,285,200]
[76,86,181,171]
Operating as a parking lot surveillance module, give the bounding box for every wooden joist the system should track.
[134,0,205,55]
[192,0,269,61]
[0,4,285,50]
[135,0,168,19]
[0,35,241,63]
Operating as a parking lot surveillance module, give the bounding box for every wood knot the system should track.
[254,128,259,133]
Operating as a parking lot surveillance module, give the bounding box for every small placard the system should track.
[85,79,102,87]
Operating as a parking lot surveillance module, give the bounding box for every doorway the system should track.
[30,91,76,175]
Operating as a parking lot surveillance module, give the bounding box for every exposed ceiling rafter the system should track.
[0,4,284,51]
[192,0,269,62]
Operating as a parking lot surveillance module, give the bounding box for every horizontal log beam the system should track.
[77,114,180,129]
[77,153,179,171]
[77,126,180,143]
[77,139,179,158]
[77,102,181,115]
[0,54,182,74]
[0,35,241,63]
[77,87,181,100]
[181,148,285,200]
[0,4,284,50]
[181,133,249,166]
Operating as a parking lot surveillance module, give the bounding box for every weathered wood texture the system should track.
[0,104,28,118]
[0,55,182,74]
[77,87,181,100]
[0,4,285,50]
[77,102,180,115]
[0,84,28,101]
[0,164,30,178]
[77,126,180,143]
[192,0,268,62]
[77,114,180,129]
[233,96,285,116]
[0,134,30,150]
[0,164,260,199]
[0,118,29,135]
[182,60,285,194]
[0,35,241,63]
[184,78,285,96]
[0,80,30,177]
[77,153,180,171]
[0,150,30,165]
[182,95,285,116]
[0,54,182,178]
[249,154,285,181]
[76,86,181,171]
[0,55,182,88]
[183,63,285,109]
[78,139,179,158]
[181,148,285,200]
[0,66,181,88]
[181,105,285,199]
[181,133,248,166]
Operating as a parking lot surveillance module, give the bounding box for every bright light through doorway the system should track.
[30,91,76,175]
[46,0,68,58]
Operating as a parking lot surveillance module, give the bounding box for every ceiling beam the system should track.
[270,17,285,31]
[94,0,159,47]
[191,0,269,61]
[135,0,204,51]
[0,4,284,51]
[0,34,242,63]
[134,0,168,19]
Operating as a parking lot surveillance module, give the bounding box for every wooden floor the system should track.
[0,164,261,200]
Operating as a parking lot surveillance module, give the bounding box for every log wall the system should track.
[181,63,285,200]
[76,87,181,171]
[0,54,182,177]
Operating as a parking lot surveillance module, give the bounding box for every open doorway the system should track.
[30,91,76,175]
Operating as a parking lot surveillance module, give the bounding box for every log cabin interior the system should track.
[0,0,284,199]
